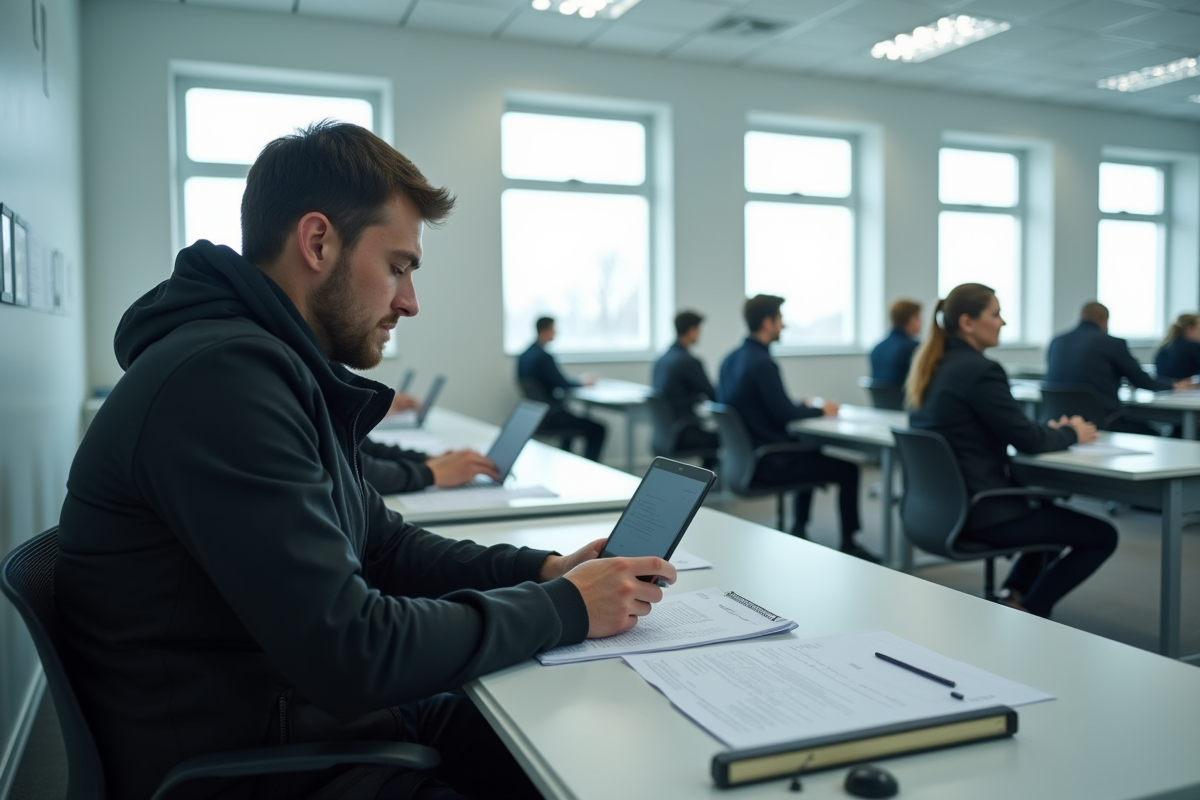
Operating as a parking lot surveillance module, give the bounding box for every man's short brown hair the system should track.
[674,310,704,338]
[241,121,455,265]
[1080,301,1109,325]
[889,299,922,330]
[744,294,784,334]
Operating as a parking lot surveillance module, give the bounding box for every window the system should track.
[500,110,654,356]
[175,78,380,254]
[1097,161,1167,340]
[743,131,856,347]
[938,147,1024,342]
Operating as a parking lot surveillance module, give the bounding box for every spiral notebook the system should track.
[536,587,796,666]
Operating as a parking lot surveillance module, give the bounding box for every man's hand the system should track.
[426,450,500,487]
[1173,378,1197,392]
[388,393,420,414]
[539,538,606,582]
[821,400,840,417]
[579,372,598,387]
[564,556,677,639]
[1066,415,1098,443]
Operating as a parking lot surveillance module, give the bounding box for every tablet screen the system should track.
[603,464,710,559]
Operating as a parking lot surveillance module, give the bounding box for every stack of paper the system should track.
[395,485,557,512]
[537,587,795,666]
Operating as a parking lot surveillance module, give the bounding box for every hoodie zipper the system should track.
[349,405,368,532]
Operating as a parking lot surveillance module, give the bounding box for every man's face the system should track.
[763,313,784,343]
[309,194,423,370]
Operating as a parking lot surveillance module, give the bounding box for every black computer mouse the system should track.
[844,764,899,798]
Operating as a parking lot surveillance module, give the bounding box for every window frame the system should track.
[1096,158,1170,344]
[937,144,1028,344]
[500,104,658,359]
[742,126,861,354]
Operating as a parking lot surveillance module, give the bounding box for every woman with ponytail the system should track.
[906,283,1117,617]
[1154,313,1200,382]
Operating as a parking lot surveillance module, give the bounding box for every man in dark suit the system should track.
[517,316,607,461]
[1045,301,1187,434]
[717,295,875,561]
[870,298,922,388]
[652,310,718,469]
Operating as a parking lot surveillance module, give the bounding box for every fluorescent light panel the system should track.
[530,0,641,19]
[1097,55,1200,92]
[871,15,1011,63]
[1191,94,1200,104]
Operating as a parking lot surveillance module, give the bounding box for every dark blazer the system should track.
[652,342,716,422]
[717,337,821,447]
[1046,321,1172,415]
[517,342,577,405]
[910,336,1078,531]
[360,438,433,494]
[870,328,919,387]
[1155,337,1200,381]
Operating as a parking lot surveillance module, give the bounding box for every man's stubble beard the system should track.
[309,253,399,371]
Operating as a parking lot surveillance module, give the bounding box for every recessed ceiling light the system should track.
[1097,56,1200,92]
[870,15,1011,63]
[530,0,642,19]
[1191,94,1200,104]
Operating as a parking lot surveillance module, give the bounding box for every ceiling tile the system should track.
[185,0,295,11]
[737,0,851,25]
[913,39,1024,67]
[500,8,604,44]
[616,0,731,33]
[1094,45,1198,71]
[1043,1,1161,33]
[667,34,769,63]
[958,0,1082,22]
[966,24,1080,53]
[405,0,515,34]
[817,51,902,77]
[783,19,883,52]
[1047,37,1146,63]
[586,23,685,53]
[298,0,405,24]
[1107,10,1200,47]
[743,42,844,70]
[830,0,952,34]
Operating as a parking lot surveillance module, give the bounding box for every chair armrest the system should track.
[969,487,1070,507]
[753,441,819,460]
[150,741,440,800]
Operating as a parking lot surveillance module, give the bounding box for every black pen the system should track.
[875,652,957,688]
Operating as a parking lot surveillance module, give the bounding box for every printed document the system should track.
[367,429,449,453]
[395,485,557,512]
[1068,442,1150,457]
[624,629,1054,749]
[669,549,713,571]
[537,587,795,666]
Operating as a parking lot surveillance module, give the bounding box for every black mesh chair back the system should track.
[646,395,682,457]
[1038,383,1108,426]
[518,378,554,405]
[707,403,758,495]
[890,429,970,557]
[864,380,905,411]
[1,528,106,800]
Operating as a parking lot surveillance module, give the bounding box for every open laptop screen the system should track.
[486,400,549,481]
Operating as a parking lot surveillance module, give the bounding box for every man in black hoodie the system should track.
[56,122,673,799]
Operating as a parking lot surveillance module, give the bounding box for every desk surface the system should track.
[1013,432,1200,481]
[372,409,640,526]
[446,509,1200,800]
[570,378,653,407]
[791,404,906,447]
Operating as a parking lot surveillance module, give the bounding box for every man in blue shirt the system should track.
[652,310,718,469]
[517,316,606,461]
[870,299,922,388]
[718,295,875,561]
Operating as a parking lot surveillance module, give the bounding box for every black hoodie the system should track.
[56,242,588,799]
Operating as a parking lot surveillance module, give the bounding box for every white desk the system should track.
[371,408,640,526]
[790,405,907,567]
[1012,432,1200,659]
[570,379,654,474]
[1125,390,1200,439]
[442,510,1200,800]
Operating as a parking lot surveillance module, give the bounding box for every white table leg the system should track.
[1160,479,1183,658]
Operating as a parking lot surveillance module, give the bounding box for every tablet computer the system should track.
[600,457,716,562]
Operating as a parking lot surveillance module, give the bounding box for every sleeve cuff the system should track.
[414,462,434,488]
[513,547,556,583]
[540,576,590,647]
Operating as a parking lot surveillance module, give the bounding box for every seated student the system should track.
[516,316,607,462]
[717,294,876,561]
[652,310,718,469]
[870,299,922,388]
[1155,313,1200,382]
[1045,301,1189,434]
[55,122,670,800]
[908,283,1117,618]
[359,440,498,494]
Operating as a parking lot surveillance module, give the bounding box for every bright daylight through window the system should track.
[1097,162,1166,340]
[744,131,856,347]
[501,111,652,355]
[938,147,1023,342]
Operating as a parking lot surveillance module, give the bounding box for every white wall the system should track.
[82,0,1200,443]
[0,0,85,793]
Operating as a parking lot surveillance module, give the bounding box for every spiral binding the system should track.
[723,590,781,621]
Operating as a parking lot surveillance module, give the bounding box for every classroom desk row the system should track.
[438,510,1200,800]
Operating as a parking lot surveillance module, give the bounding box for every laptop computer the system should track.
[396,368,416,394]
[468,400,550,486]
[379,375,446,429]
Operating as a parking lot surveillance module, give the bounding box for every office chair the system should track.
[645,395,718,464]
[1038,383,1116,427]
[862,379,905,411]
[0,528,439,800]
[707,403,826,534]
[890,429,1067,601]
[517,377,585,451]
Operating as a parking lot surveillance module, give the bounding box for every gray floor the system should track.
[9,462,1199,799]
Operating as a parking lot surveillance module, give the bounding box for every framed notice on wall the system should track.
[0,206,13,304]
[12,215,29,307]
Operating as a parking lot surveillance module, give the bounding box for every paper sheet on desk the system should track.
[394,485,557,512]
[669,549,713,571]
[624,630,1054,749]
[367,429,448,453]
[1068,442,1150,457]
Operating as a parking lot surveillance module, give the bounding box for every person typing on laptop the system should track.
[55,122,675,800]
[359,439,499,494]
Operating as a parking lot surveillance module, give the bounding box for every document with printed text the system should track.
[668,549,713,571]
[394,485,557,512]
